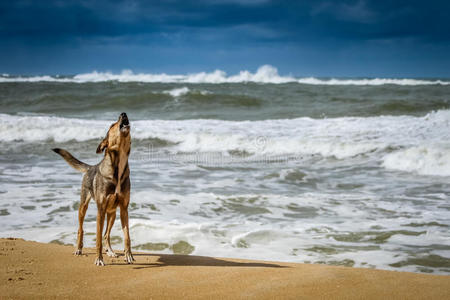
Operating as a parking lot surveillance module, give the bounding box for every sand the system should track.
[1,238,449,299]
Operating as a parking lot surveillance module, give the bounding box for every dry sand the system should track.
[1,238,449,299]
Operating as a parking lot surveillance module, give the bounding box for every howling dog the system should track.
[53,112,134,266]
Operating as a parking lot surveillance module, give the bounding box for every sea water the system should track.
[1,65,449,273]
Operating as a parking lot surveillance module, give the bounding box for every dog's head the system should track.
[96,112,131,154]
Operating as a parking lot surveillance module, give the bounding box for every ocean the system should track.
[1,65,450,274]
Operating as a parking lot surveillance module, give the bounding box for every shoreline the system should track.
[1,238,449,299]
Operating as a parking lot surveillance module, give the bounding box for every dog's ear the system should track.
[96,136,108,154]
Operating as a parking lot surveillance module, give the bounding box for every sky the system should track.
[0,0,449,77]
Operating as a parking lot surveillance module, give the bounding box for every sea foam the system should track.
[382,146,450,176]
[2,110,450,176]
[163,87,190,97]
[1,65,448,85]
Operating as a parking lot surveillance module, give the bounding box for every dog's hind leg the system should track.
[75,187,90,256]
[104,209,118,258]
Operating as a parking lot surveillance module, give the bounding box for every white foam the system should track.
[382,146,450,176]
[2,110,450,175]
[297,77,450,86]
[1,185,449,273]
[0,75,69,82]
[0,65,448,85]
[163,87,190,97]
[0,114,106,142]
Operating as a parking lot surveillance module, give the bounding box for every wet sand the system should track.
[1,238,449,299]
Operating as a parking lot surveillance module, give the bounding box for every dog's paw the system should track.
[94,257,105,266]
[74,249,82,256]
[124,252,135,264]
[106,249,118,258]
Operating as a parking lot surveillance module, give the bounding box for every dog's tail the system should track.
[52,148,91,173]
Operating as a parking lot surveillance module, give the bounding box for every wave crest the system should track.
[163,87,190,97]
[1,65,448,85]
[382,146,450,176]
[2,109,450,162]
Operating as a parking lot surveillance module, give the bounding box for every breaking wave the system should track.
[163,87,190,97]
[2,109,450,175]
[382,146,450,176]
[1,65,449,85]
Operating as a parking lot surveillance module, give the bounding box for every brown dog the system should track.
[53,112,134,266]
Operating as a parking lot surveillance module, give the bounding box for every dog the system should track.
[53,112,134,266]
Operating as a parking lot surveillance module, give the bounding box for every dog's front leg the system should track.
[114,162,124,196]
[95,208,106,266]
[115,157,129,197]
[104,194,118,258]
[104,210,118,258]
[120,202,134,264]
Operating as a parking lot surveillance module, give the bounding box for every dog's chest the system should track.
[117,151,128,176]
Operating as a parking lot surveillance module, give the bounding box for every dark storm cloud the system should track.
[0,0,449,76]
[1,1,448,43]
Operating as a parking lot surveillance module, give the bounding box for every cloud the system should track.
[1,0,450,76]
[1,0,449,44]
[204,0,270,5]
[312,0,377,24]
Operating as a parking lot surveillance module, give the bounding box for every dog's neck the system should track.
[98,138,130,187]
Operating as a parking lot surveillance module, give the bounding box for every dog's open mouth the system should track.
[120,117,130,131]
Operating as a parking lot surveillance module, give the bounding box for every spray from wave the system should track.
[1,65,449,85]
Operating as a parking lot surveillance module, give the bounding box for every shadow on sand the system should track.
[105,253,288,269]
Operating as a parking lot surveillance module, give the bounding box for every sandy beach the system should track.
[1,238,449,299]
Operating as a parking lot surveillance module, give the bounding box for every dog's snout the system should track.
[119,112,130,130]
